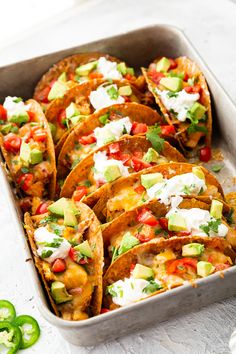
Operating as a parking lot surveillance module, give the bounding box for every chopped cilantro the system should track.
[182,185,192,195]
[21,167,29,174]
[44,237,63,248]
[74,141,81,151]
[167,91,178,98]
[137,225,144,233]
[169,108,178,116]
[99,113,110,125]
[187,124,208,135]
[107,86,119,100]
[83,180,92,187]
[111,246,119,263]
[123,125,128,134]
[211,164,223,173]
[41,249,53,259]
[0,120,5,125]
[106,285,117,297]
[49,224,64,237]
[200,219,221,236]
[146,125,164,153]
[39,215,58,225]
[13,97,23,103]
[143,280,162,294]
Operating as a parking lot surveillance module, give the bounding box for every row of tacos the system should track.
[0,51,235,321]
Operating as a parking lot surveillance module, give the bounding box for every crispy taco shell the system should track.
[24,202,103,320]
[57,102,163,179]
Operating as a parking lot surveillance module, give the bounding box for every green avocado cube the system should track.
[58,72,67,82]
[197,261,215,277]
[141,172,163,189]
[118,86,132,96]
[1,123,13,135]
[75,61,98,76]
[65,102,80,119]
[156,57,171,72]
[63,208,78,227]
[118,232,140,256]
[143,148,160,163]
[20,142,31,166]
[117,62,127,75]
[168,213,187,232]
[74,240,93,258]
[30,149,43,165]
[210,199,223,219]
[48,122,56,138]
[9,110,29,125]
[70,115,87,126]
[159,77,183,92]
[182,243,205,257]
[48,198,79,217]
[51,282,72,304]
[126,67,135,76]
[103,165,122,182]
[192,166,205,180]
[133,264,154,280]
[189,102,206,120]
[48,81,68,101]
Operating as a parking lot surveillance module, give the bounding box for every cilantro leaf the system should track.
[146,125,164,153]
[143,280,162,294]
[106,285,118,297]
[39,215,58,225]
[211,164,223,173]
[187,124,208,135]
[107,86,119,100]
[200,219,221,236]
[99,113,110,125]
[167,91,178,98]
[41,249,53,259]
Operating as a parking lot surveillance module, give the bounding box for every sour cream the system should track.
[93,151,129,183]
[146,172,206,205]
[89,84,125,111]
[94,117,132,147]
[156,89,199,122]
[34,227,71,263]
[3,96,31,119]
[97,57,122,80]
[166,208,228,237]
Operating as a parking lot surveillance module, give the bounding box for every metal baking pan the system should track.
[1,24,236,347]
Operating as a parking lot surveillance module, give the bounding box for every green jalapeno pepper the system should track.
[0,321,22,354]
[14,315,40,349]
[0,300,16,323]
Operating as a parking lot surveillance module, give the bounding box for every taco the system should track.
[57,102,163,179]
[0,97,56,210]
[24,198,103,320]
[142,56,212,153]
[34,52,143,105]
[102,197,236,268]
[92,163,224,223]
[103,235,234,310]
[60,135,186,202]
[45,79,143,152]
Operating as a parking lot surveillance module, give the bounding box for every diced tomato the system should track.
[131,122,148,135]
[69,247,92,264]
[73,186,88,202]
[134,185,145,194]
[0,104,7,121]
[131,157,152,172]
[215,263,230,272]
[88,72,103,79]
[35,202,49,215]
[52,259,66,273]
[167,258,197,275]
[69,247,77,262]
[79,133,96,145]
[3,133,21,153]
[199,146,211,162]
[31,126,47,142]
[68,73,74,81]
[135,233,152,243]
[130,263,136,274]
[137,208,159,226]
[119,153,131,166]
[36,86,51,103]
[108,142,120,154]
[57,109,67,129]
[122,96,132,103]
[17,173,34,192]
[169,58,177,69]
[125,73,133,80]
[148,71,165,84]
[26,111,35,122]
[159,217,168,230]
[100,308,110,314]
[183,73,189,82]
[192,84,201,94]
[184,86,193,93]
[161,125,176,135]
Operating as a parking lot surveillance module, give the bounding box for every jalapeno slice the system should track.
[0,300,16,323]
[0,321,22,354]
[14,315,40,349]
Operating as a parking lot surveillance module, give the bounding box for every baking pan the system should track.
[1,24,236,347]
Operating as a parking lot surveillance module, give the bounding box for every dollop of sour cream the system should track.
[89,84,125,111]
[146,172,206,205]
[93,151,129,183]
[94,117,132,147]
[3,96,31,119]
[156,89,200,122]
[34,227,71,263]
[97,57,122,80]
[166,207,228,237]
[109,278,150,306]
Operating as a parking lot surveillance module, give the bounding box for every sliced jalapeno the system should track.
[14,315,40,349]
[0,321,22,354]
[0,300,16,323]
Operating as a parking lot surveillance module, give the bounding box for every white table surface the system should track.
[1,0,236,353]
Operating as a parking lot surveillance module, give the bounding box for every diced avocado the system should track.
[48,81,67,101]
[156,57,171,72]
[168,213,187,231]
[48,122,56,138]
[51,281,72,304]
[168,71,184,79]
[65,102,80,119]
[103,165,122,182]
[58,72,67,82]
[141,172,163,189]
[30,149,43,165]
[132,264,154,280]
[182,243,204,257]
[117,62,127,75]
[64,208,78,227]
[118,86,132,96]
[75,61,98,76]
[126,67,135,76]
[197,261,215,277]
[1,123,13,134]
[192,166,205,180]
[9,110,29,125]
[20,142,31,166]
[48,198,79,217]
[70,115,87,126]
[118,232,140,255]
[189,102,206,120]
[159,77,183,92]
[210,200,223,219]
[74,240,93,258]
[143,148,160,163]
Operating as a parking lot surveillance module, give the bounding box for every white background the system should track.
[1,0,236,353]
